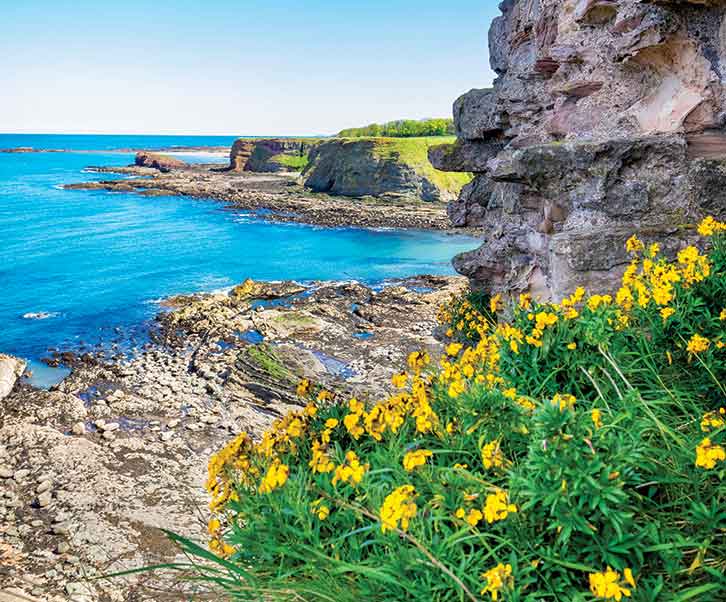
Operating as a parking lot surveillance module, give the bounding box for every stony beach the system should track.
[63,162,461,231]
[0,275,466,601]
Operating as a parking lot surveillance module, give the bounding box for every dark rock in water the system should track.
[442,0,726,300]
[134,152,187,172]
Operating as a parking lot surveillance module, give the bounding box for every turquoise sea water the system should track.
[0,134,476,380]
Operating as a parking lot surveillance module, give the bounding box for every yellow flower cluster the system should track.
[481,440,508,470]
[380,484,417,533]
[588,567,636,600]
[402,448,433,472]
[700,408,725,432]
[259,458,289,494]
[480,563,514,601]
[695,438,726,469]
[686,334,710,355]
[310,498,330,520]
[697,215,726,236]
[332,451,368,486]
[483,490,518,524]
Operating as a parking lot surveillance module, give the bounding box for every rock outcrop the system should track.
[433,0,726,299]
[0,354,25,401]
[305,138,470,202]
[228,138,320,172]
[134,152,186,173]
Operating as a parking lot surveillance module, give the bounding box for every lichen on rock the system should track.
[439,0,726,300]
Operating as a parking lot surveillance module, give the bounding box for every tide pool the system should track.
[0,137,477,371]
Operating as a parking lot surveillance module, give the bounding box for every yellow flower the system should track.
[695,438,726,469]
[625,235,644,254]
[588,295,613,311]
[490,294,502,313]
[697,215,726,236]
[481,440,507,470]
[647,243,661,258]
[258,459,289,494]
[483,490,517,524]
[518,293,532,310]
[589,567,635,600]
[402,449,433,472]
[380,485,417,533]
[391,371,408,388]
[332,451,368,486]
[567,342,577,350]
[552,393,576,412]
[207,518,221,537]
[446,342,463,357]
[686,334,710,354]
[660,307,675,322]
[407,351,430,372]
[448,380,466,398]
[310,499,330,520]
[296,379,310,397]
[480,563,513,601]
[701,408,726,432]
[720,308,726,321]
[591,409,603,429]
[325,418,339,429]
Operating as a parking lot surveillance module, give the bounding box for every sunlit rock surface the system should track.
[435,0,726,299]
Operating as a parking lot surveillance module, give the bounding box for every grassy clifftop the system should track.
[304,136,471,202]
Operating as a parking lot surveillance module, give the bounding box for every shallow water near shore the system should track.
[0,135,477,380]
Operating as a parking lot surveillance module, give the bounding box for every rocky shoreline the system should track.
[64,163,465,231]
[0,275,466,601]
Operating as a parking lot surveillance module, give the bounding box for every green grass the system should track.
[365,136,472,195]
[271,152,310,171]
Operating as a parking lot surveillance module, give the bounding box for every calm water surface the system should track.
[0,135,476,381]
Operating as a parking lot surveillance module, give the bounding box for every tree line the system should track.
[338,118,454,138]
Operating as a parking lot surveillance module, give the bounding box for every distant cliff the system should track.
[229,138,320,173]
[304,137,470,203]
[432,0,726,299]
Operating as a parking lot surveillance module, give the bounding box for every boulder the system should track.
[134,152,186,173]
[442,0,726,299]
[0,354,25,400]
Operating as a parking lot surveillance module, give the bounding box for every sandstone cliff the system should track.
[229,138,320,173]
[305,138,470,203]
[432,0,726,299]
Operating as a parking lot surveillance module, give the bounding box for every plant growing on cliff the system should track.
[167,219,726,601]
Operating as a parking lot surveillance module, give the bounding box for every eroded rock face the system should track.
[228,138,318,172]
[305,139,456,202]
[435,0,726,299]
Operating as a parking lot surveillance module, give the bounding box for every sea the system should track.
[0,134,477,387]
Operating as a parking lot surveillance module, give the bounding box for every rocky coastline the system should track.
[0,274,467,601]
[64,162,465,231]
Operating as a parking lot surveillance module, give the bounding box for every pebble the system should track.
[71,422,86,435]
[52,522,70,535]
[0,466,12,478]
[37,491,53,508]
[14,469,30,481]
[37,480,52,494]
[103,422,120,432]
[57,541,70,554]
[160,431,174,442]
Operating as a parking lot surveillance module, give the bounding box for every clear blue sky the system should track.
[1,1,499,136]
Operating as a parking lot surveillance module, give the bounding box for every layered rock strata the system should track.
[432,0,726,299]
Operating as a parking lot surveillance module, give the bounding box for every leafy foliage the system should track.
[339,118,455,138]
[166,222,726,601]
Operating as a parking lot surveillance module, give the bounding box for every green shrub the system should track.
[168,219,726,601]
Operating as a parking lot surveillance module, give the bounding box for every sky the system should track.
[0,1,499,136]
